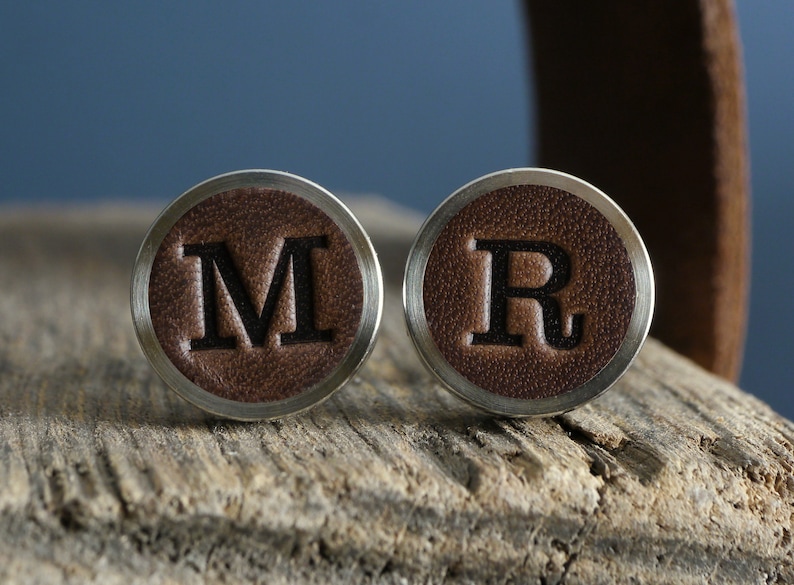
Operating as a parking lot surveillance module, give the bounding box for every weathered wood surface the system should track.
[0,201,791,584]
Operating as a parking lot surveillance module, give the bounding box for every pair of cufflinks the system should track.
[131,168,654,421]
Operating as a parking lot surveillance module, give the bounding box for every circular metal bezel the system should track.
[403,168,654,417]
[131,169,383,421]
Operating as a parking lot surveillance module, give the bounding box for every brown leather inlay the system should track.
[148,187,364,403]
[423,185,635,400]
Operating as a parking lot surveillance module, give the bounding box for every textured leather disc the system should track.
[132,170,382,420]
[404,168,653,416]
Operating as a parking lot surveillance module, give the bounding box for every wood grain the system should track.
[0,202,789,584]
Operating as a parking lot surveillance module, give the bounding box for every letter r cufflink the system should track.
[403,168,655,416]
[131,170,383,420]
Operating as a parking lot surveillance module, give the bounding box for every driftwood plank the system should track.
[0,201,791,584]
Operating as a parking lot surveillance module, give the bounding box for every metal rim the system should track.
[131,170,383,421]
[403,168,654,417]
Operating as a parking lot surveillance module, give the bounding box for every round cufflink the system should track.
[131,170,382,420]
[404,168,654,417]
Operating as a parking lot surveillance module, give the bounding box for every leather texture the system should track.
[148,187,364,403]
[525,0,749,381]
[423,185,635,400]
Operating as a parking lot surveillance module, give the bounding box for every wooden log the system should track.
[0,201,790,584]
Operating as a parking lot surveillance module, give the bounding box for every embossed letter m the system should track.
[183,237,331,350]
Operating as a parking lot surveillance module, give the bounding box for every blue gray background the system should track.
[1,3,790,416]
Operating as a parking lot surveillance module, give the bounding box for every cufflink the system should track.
[131,170,382,420]
[403,168,654,416]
